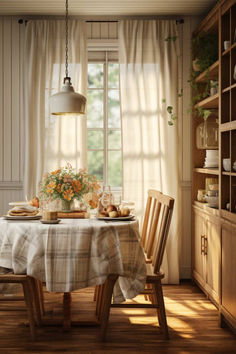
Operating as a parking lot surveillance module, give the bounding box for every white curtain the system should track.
[24,20,87,197]
[119,20,182,283]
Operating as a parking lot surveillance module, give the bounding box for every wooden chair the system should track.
[0,273,43,340]
[99,191,175,341]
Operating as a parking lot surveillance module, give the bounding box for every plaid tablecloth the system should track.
[0,218,146,303]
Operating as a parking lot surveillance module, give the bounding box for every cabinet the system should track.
[193,206,221,305]
[221,221,236,331]
[192,0,236,334]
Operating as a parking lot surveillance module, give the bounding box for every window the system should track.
[87,51,122,190]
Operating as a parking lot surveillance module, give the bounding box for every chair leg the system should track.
[37,280,45,316]
[100,274,118,341]
[94,285,99,301]
[95,284,104,319]
[153,280,169,339]
[22,279,36,340]
[29,278,42,326]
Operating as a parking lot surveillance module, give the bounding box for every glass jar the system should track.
[196,116,218,149]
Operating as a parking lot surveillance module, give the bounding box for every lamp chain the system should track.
[65,0,69,78]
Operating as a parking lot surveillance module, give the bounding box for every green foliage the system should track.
[164,35,178,42]
[192,33,218,73]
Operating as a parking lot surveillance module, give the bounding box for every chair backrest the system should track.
[152,193,174,273]
[141,189,163,259]
[141,190,174,272]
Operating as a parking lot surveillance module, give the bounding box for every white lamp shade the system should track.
[50,79,86,115]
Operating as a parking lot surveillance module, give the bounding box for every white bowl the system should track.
[223,158,230,171]
[205,196,219,208]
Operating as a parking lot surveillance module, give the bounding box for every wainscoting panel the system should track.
[0,18,24,184]
[0,186,24,215]
[0,18,24,215]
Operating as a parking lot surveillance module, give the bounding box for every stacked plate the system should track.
[204,149,219,168]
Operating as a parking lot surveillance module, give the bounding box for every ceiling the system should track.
[0,0,218,17]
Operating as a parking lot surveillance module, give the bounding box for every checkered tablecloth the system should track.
[0,218,146,303]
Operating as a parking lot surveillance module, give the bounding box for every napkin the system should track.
[8,205,39,216]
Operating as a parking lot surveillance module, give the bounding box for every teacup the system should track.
[224,40,230,50]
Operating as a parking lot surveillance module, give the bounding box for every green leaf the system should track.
[168,120,174,126]
[171,114,177,120]
[162,98,166,103]
[167,106,173,114]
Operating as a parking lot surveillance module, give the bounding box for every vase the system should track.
[61,199,72,211]
[196,116,218,150]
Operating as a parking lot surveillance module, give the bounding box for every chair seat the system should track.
[145,263,165,281]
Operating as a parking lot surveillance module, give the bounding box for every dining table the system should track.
[0,216,146,328]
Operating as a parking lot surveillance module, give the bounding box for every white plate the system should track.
[8,201,30,206]
[3,215,41,220]
[40,219,61,224]
[97,215,135,221]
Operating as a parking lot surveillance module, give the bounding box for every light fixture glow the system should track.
[50,0,86,115]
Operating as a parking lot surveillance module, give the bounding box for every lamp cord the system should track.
[65,0,69,78]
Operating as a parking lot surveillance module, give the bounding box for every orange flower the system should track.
[51,168,61,175]
[46,181,56,194]
[72,180,82,193]
[63,189,74,201]
[56,184,62,193]
[89,200,98,209]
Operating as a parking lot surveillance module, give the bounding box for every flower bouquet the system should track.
[39,163,100,211]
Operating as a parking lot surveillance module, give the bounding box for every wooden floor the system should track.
[0,283,235,354]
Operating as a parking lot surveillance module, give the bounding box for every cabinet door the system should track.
[222,223,236,321]
[205,218,221,303]
[193,209,206,286]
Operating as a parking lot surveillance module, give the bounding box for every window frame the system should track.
[87,50,122,192]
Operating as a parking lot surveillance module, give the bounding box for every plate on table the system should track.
[3,215,41,220]
[40,219,61,224]
[97,215,135,221]
[8,201,30,206]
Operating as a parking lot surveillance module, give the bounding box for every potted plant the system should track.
[192,33,218,73]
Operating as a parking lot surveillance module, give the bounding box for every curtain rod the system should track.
[18,18,184,25]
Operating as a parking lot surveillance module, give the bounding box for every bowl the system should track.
[223,158,230,171]
[205,196,219,208]
[207,190,218,197]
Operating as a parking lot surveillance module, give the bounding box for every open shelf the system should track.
[195,60,219,83]
[220,121,236,131]
[194,93,219,109]
[194,167,219,175]
[222,83,236,93]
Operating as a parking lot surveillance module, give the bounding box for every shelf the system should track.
[194,167,219,175]
[222,83,236,93]
[194,93,219,109]
[195,60,219,83]
[220,121,236,131]
[222,171,236,176]
[222,42,236,56]
[193,201,220,216]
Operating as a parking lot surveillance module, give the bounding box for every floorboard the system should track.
[0,283,235,353]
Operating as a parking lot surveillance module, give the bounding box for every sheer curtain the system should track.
[119,20,182,283]
[24,20,87,197]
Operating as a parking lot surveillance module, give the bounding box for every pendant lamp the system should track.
[50,0,86,115]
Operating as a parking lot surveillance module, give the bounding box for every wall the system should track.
[0,18,195,278]
[0,18,25,210]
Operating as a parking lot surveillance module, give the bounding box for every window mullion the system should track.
[104,52,108,186]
